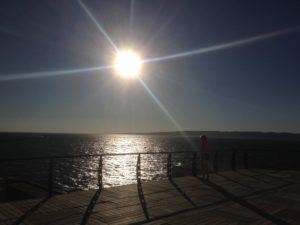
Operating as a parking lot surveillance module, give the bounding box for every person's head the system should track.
[200,135,208,145]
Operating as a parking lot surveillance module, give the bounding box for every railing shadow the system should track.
[12,196,51,225]
[80,155,103,225]
[136,154,149,221]
[199,178,291,225]
[168,153,196,207]
[80,189,102,225]
[235,170,273,184]
[249,169,297,184]
[168,178,196,207]
[129,175,293,225]
[216,173,256,191]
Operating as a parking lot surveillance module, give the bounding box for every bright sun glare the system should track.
[114,50,142,78]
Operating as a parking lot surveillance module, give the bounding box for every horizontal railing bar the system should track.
[1,148,299,163]
[0,151,196,162]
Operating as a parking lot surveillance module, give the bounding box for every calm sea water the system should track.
[0,133,299,192]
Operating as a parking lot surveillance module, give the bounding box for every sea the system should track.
[0,132,299,193]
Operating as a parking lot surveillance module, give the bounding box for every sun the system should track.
[114,50,142,78]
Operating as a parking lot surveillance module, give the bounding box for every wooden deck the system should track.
[0,169,300,225]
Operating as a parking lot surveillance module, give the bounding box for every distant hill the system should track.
[141,131,300,140]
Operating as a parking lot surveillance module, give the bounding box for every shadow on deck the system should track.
[0,169,300,225]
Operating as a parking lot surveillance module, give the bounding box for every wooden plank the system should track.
[0,169,299,225]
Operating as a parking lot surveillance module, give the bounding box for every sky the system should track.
[0,0,300,134]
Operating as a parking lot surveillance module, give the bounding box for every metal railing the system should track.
[1,149,299,197]
[1,151,196,197]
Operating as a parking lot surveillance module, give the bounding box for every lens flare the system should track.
[77,0,118,52]
[144,26,300,63]
[0,65,112,82]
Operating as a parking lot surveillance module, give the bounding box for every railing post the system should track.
[136,154,142,182]
[48,157,54,197]
[192,152,197,176]
[98,156,103,190]
[213,152,218,173]
[231,150,236,171]
[244,150,249,169]
[167,153,172,179]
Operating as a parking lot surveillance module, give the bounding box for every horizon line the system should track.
[0,130,299,135]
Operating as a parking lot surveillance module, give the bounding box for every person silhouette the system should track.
[200,135,210,180]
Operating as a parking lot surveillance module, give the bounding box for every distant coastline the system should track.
[138,131,300,140]
[0,130,300,141]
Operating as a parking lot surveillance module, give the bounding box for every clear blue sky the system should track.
[0,0,300,133]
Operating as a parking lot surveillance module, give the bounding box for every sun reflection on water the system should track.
[102,134,150,154]
[3,134,195,192]
[91,135,175,187]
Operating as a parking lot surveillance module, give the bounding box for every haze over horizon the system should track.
[0,0,300,134]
